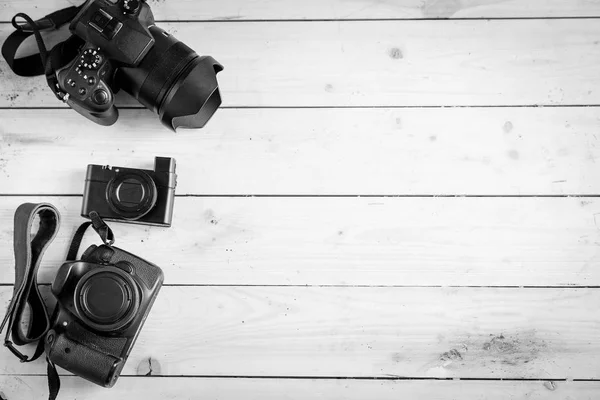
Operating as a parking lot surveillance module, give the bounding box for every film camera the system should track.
[46,243,164,387]
[82,157,177,227]
[56,0,223,130]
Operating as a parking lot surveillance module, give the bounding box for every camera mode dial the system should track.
[79,48,102,70]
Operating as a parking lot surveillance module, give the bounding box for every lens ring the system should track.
[106,170,157,220]
[74,267,140,332]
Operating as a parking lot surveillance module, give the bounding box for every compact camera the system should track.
[82,157,176,227]
[56,0,223,130]
[46,244,164,387]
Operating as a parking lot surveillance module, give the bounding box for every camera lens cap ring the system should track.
[75,268,140,332]
[106,171,157,220]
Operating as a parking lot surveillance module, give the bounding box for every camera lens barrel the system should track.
[116,26,223,130]
[81,274,131,321]
[75,268,140,332]
[117,26,194,113]
[106,170,157,220]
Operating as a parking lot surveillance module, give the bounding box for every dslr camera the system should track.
[82,157,176,227]
[46,244,164,387]
[56,0,223,130]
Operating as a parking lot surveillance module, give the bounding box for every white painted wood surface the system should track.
[2,20,600,108]
[2,287,599,378]
[0,0,598,399]
[1,107,600,195]
[1,377,597,400]
[0,196,598,286]
[3,0,600,20]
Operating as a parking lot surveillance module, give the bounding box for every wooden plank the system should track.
[0,196,598,286]
[3,0,600,20]
[0,376,597,400]
[0,287,598,378]
[2,108,600,195]
[2,20,600,107]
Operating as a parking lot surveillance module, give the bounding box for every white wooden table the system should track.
[1,0,600,398]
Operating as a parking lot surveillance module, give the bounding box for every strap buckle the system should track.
[52,84,69,102]
[57,92,69,103]
[48,76,69,102]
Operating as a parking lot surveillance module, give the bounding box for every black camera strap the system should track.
[0,204,115,400]
[0,203,61,400]
[1,6,83,101]
[0,203,59,361]
[67,211,115,260]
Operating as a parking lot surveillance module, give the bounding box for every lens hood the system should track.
[159,56,223,131]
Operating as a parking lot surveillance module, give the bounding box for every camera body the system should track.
[70,0,156,67]
[55,0,223,130]
[82,157,176,227]
[46,244,164,388]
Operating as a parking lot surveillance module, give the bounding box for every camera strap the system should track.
[0,6,84,101]
[0,204,115,400]
[67,211,115,260]
[0,203,61,400]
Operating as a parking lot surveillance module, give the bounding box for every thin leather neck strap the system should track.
[0,203,60,362]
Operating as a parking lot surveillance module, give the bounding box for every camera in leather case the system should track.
[46,244,163,388]
[82,157,176,227]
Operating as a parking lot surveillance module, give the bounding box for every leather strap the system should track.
[1,6,83,100]
[0,203,62,399]
[67,211,115,260]
[0,204,118,400]
[0,203,59,362]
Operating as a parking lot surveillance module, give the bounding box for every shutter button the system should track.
[92,89,109,105]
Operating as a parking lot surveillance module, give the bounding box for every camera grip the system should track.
[47,332,123,388]
[66,96,118,126]
[56,44,118,126]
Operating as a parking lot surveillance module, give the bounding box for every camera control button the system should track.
[123,0,141,13]
[87,76,96,86]
[78,87,87,96]
[66,79,76,88]
[92,89,109,105]
[115,261,134,274]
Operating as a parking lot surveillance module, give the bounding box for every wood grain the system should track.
[1,287,598,378]
[0,376,597,400]
[1,0,598,398]
[3,0,600,20]
[2,20,600,108]
[0,196,598,286]
[2,107,600,195]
